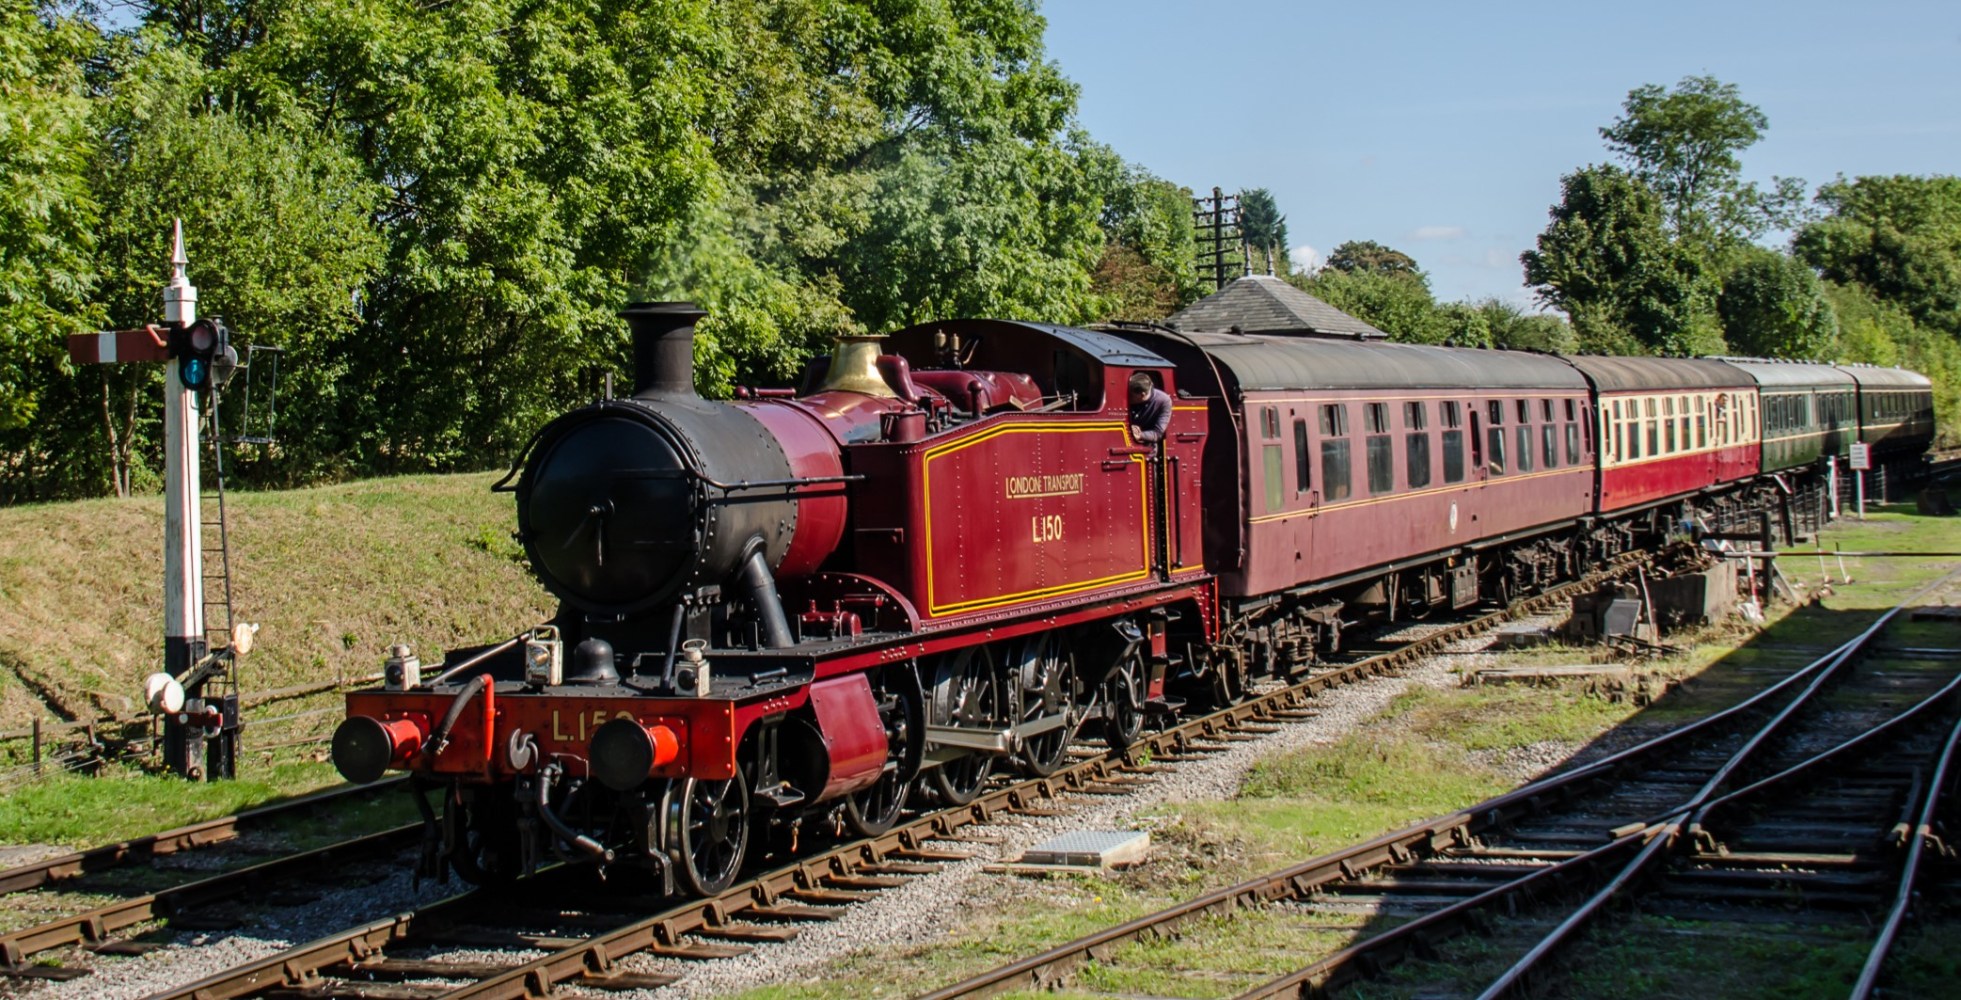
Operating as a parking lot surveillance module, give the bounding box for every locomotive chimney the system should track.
[622,301,707,397]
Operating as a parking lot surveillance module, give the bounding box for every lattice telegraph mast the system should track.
[1191,187,1243,295]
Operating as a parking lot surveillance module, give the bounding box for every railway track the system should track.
[0,778,414,983]
[0,778,405,898]
[918,570,1961,1000]
[138,554,1656,1000]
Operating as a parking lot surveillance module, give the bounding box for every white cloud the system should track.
[1409,225,1468,242]
[1289,244,1322,274]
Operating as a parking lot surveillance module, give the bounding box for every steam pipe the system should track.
[421,673,490,759]
[533,765,612,861]
[737,547,795,649]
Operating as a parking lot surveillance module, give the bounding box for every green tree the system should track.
[1600,75,1769,243]
[1295,265,1450,344]
[1092,164,1197,321]
[1716,248,1837,359]
[1469,298,1578,353]
[1520,165,1718,355]
[1237,187,1287,276]
[1825,281,1961,444]
[1324,239,1418,277]
[86,38,386,489]
[1793,175,1961,336]
[0,1,97,434]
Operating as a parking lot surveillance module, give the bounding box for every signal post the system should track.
[67,221,247,780]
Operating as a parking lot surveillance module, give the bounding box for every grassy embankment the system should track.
[0,472,551,845]
[737,497,1961,1000]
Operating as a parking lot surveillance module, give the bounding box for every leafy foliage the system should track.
[1794,175,1961,337]
[1237,187,1287,275]
[1601,75,1767,242]
[2,0,1194,500]
[1324,239,1418,277]
[1520,165,1718,355]
[0,1,97,434]
[1716,247,1837,359]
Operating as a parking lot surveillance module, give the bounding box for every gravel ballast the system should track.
[37,617,1570,1000]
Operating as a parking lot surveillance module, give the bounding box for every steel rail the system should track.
[428,556,1657,1000]
[932,569,1961,1000]
[1473,569,1961,1000]
[150,554,1655,1000]
[1242,601,1961,1000]
[924,629,1870,999]
[0,776,406,897]
[1851,702,1961,998]
[0,823,420,974]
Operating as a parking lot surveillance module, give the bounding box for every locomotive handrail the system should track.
[424,635,525,688]
[606,466,866,494]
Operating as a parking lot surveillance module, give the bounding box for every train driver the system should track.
[1128,371,1172,445]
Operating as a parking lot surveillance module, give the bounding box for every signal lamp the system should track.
[169,317,230,392]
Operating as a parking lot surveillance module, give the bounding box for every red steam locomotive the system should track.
[332,300,1932,894]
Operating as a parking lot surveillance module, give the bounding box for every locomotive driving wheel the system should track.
[1011,632,1077,776]
[671,769,750,896]
[845,665,926,837]
[1100,650,1146,752]
[925,645,1000,805]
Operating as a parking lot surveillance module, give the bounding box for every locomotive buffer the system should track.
[67,221,256,780]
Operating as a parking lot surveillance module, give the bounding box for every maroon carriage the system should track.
[1564,356,1759,515]
[1104,326,1599,667]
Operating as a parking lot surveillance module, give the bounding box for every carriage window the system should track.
[1404,401,1431,489]
[1263,445,1284,512]
[1487,425,1507,475]
[1542,399,1554,422]
[1566,399,1577,421]
[1366,432,1393,495]
[1293,419,1311,494]
[1647,416,1660,456]
[1516,399,1530,424]
[1442,429,1465,483]
[1665,415,1677,452]
[1542,424,1558,468]
[1365,402,1391,434]
[1516,425,1534,472]
[1320,403,1347,436]
[1407,431,1431,489]
[1489,400,1505,425]
[1442,401,1462,428]
[1321,438,1352,501]
[1566,422,1581,464]
[1262,406,1280,438]
[1696,415,1706,448]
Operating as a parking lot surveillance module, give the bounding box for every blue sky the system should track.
[1039,1,1961,308]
